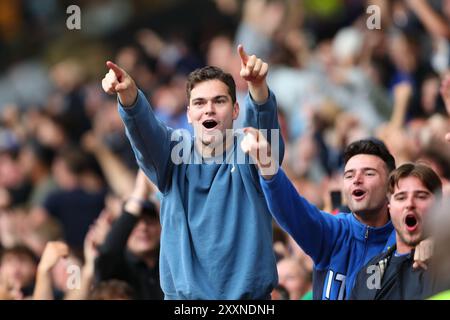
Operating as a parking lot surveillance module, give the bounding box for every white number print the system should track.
[325,270,347,300]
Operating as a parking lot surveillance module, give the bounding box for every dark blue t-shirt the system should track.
[44,188,106,249]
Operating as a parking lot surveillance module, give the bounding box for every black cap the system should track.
[140,200,159,219]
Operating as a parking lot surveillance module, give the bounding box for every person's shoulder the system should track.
[329,212,356,228]
[370,249,391,266]
[361,246,395,277]
[334,212,353,220]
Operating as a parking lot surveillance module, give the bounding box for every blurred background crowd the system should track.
[0,0,449,300]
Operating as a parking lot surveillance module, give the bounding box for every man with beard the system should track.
[241,128,432,300]
[350,163,442,299]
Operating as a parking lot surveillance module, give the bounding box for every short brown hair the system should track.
[344,138,396,174]
[388,163,442,197]
[89,280,135,300]
[0,245,39,265]
[186,66,236,103]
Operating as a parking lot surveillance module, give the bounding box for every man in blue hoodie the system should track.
[101,45,284,299]
[241,128,397,300]
[241,128,434,300]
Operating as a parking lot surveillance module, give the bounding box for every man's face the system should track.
[343,154,389,216]
[0,254,36,289]
[389,176,435,248]
[187,79,239,147]
[277,259,308,300]
[127,217,161,256]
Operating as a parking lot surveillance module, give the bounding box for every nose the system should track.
[134,220,147,232]
[405,195,416,210]
[204,100,215,115]
[352,171,363,185]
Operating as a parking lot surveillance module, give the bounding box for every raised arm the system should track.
[241,128,342,265]
[238,44,269,103]
[440,74,450,142]
[82,131,135,199]
[389,81,413,129]
[95,170,154,280]
[102,61,173,191]
[102,61,138,107]
[33,241,69,300]
[405,0,450,39]
[238,45,285,162]
[65,229,98,300]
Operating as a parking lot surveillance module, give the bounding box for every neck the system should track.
[195,131,234,159]
[395,235,414,255]
[354,202,389,228]
[137,249,158,268]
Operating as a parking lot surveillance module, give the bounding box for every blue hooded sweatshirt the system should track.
[118,89,284,299]
[260,169,396,300]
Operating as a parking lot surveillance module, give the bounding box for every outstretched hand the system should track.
[102,61,138,107]
[240,127,278,179]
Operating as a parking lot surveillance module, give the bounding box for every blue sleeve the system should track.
[118,89,174,192]
[260,169,343,265]
[243,89,285,164]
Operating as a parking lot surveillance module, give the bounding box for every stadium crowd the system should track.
[0,0,449,300]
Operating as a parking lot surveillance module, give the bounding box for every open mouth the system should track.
[352,189,366,199]
[405,214,418,231]
[202,119,218,129]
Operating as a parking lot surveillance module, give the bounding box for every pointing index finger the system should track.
[237,44,248,66]
[106,61,124,80]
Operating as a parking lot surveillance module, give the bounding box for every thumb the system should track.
[413,261,427,270]
[445,132,450,142]
[237,44,248,66]
[115,82,129,92]
[106,61,125,81]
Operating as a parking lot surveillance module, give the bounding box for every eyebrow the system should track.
[343,167,378,176]
[393,190,432,197]
[191,95,229,103]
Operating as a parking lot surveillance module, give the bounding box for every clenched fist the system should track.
[37,241,69,273]
[102,61,138,107]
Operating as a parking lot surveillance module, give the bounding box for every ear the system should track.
[186,106,192,124]
[232,102,240,121]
